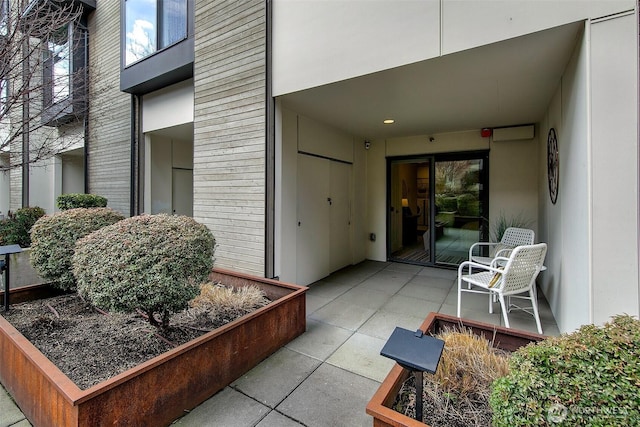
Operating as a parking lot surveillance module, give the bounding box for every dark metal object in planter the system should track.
[380,327,444,422]
[367,312,544,427]
[0,245,22,312]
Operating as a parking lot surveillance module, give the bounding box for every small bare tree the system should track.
[0,0,97,171]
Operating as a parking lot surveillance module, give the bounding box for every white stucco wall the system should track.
[146,136,193,215]
[441,0,633,54]
[61,155,84,196]
[538,13,639,333]
[273,0,440,96]
[489,135,539,238]
[28,159,57,213]
[272,0,633,97]
[142,80,194,133]
[275,109,364,283]
[590,13,639,325]
[539,25,591,334]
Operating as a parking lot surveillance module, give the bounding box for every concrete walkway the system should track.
[0,261,559,427]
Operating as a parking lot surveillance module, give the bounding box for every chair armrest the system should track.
[468,242,498,258]
[495,248,513,258]
[458,260,504,276]
[490,256,509,268]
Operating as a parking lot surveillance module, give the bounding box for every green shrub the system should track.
[57,193,108,210]
[436,195,458,212]
[30,208,125,291]
[490,315,640,426]
[0,207,46,247]
[73,214,215,329]
[456,193,480,217]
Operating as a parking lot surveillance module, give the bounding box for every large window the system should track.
[42,19,88,125]
[125,0,187,66]
[44,25,71,106]
[0,79,7,114]
[0,0,8,35]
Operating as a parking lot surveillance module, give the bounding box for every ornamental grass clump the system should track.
[73,214,215,330]
[190,282,269,321]
[30,208,125,291]
[394,327,510,426]
[490,314,640,426]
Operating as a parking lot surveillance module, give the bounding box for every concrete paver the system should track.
[1,261,559,427]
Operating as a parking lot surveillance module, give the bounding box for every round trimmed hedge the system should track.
[30,208,126,291]
[56,193,108,210]
[73,214,216,328]
[490,314,640,426]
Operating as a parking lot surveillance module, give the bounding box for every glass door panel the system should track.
[389,159,432,264]
[434,156,487,266]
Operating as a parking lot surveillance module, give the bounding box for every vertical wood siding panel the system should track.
[194,0,267,276]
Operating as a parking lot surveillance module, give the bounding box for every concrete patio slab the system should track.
[255,411,305,427]
[398,280,450,303]
[1,260,560,427]
[305,293,332,315]
[334,286,392,310]
[325,332,395,382]
[358,309,426,341]
[232,348,321,407]
[383,263,423,274]
[418,266,458,279]
[380,293,442,318]
[406,274,456,289]
[309,298,377,331]
[172,387,270,426]
[276,364,378,427]
[285,319,353,361]
[306,279,355,300]
[0,386,29,427]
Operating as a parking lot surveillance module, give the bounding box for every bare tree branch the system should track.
[1,0,105,171]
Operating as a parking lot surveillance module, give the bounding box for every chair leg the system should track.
[530,290,543,334]
[488,293,493,314]
[457,277,463,318]
[498,293,510,329]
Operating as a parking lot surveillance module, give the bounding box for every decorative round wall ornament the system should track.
[547,128,559,204]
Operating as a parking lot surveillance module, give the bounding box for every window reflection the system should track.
[0,0,8,36]
[161,0,187,48]
[0,79,7,113]
[125,0,187,67]
[48,26,71,104]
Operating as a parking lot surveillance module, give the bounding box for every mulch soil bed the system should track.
[1,293,258,390]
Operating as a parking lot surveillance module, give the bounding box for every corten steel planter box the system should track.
[366,312,544,427]
[0,268,307,427]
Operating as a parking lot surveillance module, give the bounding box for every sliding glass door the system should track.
[389,152,488,267]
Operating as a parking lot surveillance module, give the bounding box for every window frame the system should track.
[124,0,188,68]
[120,0,194,94]
[41,18,89,126]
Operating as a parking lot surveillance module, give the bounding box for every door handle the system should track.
[327,198,332,205]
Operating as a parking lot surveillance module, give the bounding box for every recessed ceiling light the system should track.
[383,119,395,124]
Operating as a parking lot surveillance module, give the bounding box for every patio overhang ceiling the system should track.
[279,21,583,140]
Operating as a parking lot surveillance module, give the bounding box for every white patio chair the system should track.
[468,227,535,267]
[457,243,547,334]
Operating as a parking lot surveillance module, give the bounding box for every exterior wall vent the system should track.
[492,125,535,141]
